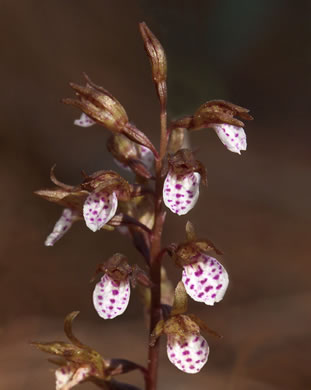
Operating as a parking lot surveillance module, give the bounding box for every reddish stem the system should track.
[146,110,167,390]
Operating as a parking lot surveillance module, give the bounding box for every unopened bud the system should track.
[139,22,167,109]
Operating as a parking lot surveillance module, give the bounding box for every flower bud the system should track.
[139,22,167,109]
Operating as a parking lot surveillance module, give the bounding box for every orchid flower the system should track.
[163,171,201,215]
[45,208,78,247]
[182,254,229,305]
[83,191,118,232]
[167,332,209,374]
[93,273,131,320]
[210,123,247,154]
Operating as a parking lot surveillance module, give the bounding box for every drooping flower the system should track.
[169,100,252,154]
[92,254,150,320]
[151,282,218,374]
[209,123,247,154]
[83,191,118,232]
[45,208,79,246]
[163,149,207,216]
[163,170,201,215]
[81,170,131,233]
[167,332,209,374]
[182,253,229,306]
[93,273,131,320]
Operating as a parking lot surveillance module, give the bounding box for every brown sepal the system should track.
[34,187,88,217]
[163,314,200,343]
[168,149,207,186]
[63,74,128,134]
[193,100,253,130]
[81,170,131,201]
[172,221,223,267]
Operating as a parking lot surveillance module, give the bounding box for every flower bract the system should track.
[182,254,229,305]
[93,274,131,319]
[163,171,201,215]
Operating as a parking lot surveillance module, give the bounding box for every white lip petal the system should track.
[182,254,229,305]
[167,333,209,374]
[55,365,91,390]
[45,208,76,247]
[83,191,118,232]
[163,170,201,215]
[211,123,247,154]
[93,274,130,319]
[74,113,96,128]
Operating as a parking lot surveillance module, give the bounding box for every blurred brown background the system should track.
[1,0,311,389]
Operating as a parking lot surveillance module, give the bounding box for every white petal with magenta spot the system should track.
[74,113,95,128]
[211,123,247,154]
[56,365,90,390]
[182,254,229,305]
[93,274,130,319]
[163,171,201,215]
[45,208,76,247]
[83,191,118,232]
[167,333,209,374]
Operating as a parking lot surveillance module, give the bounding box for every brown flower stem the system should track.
[146,107,167,390]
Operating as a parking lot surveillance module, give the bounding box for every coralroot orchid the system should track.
[35,22,252,390]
